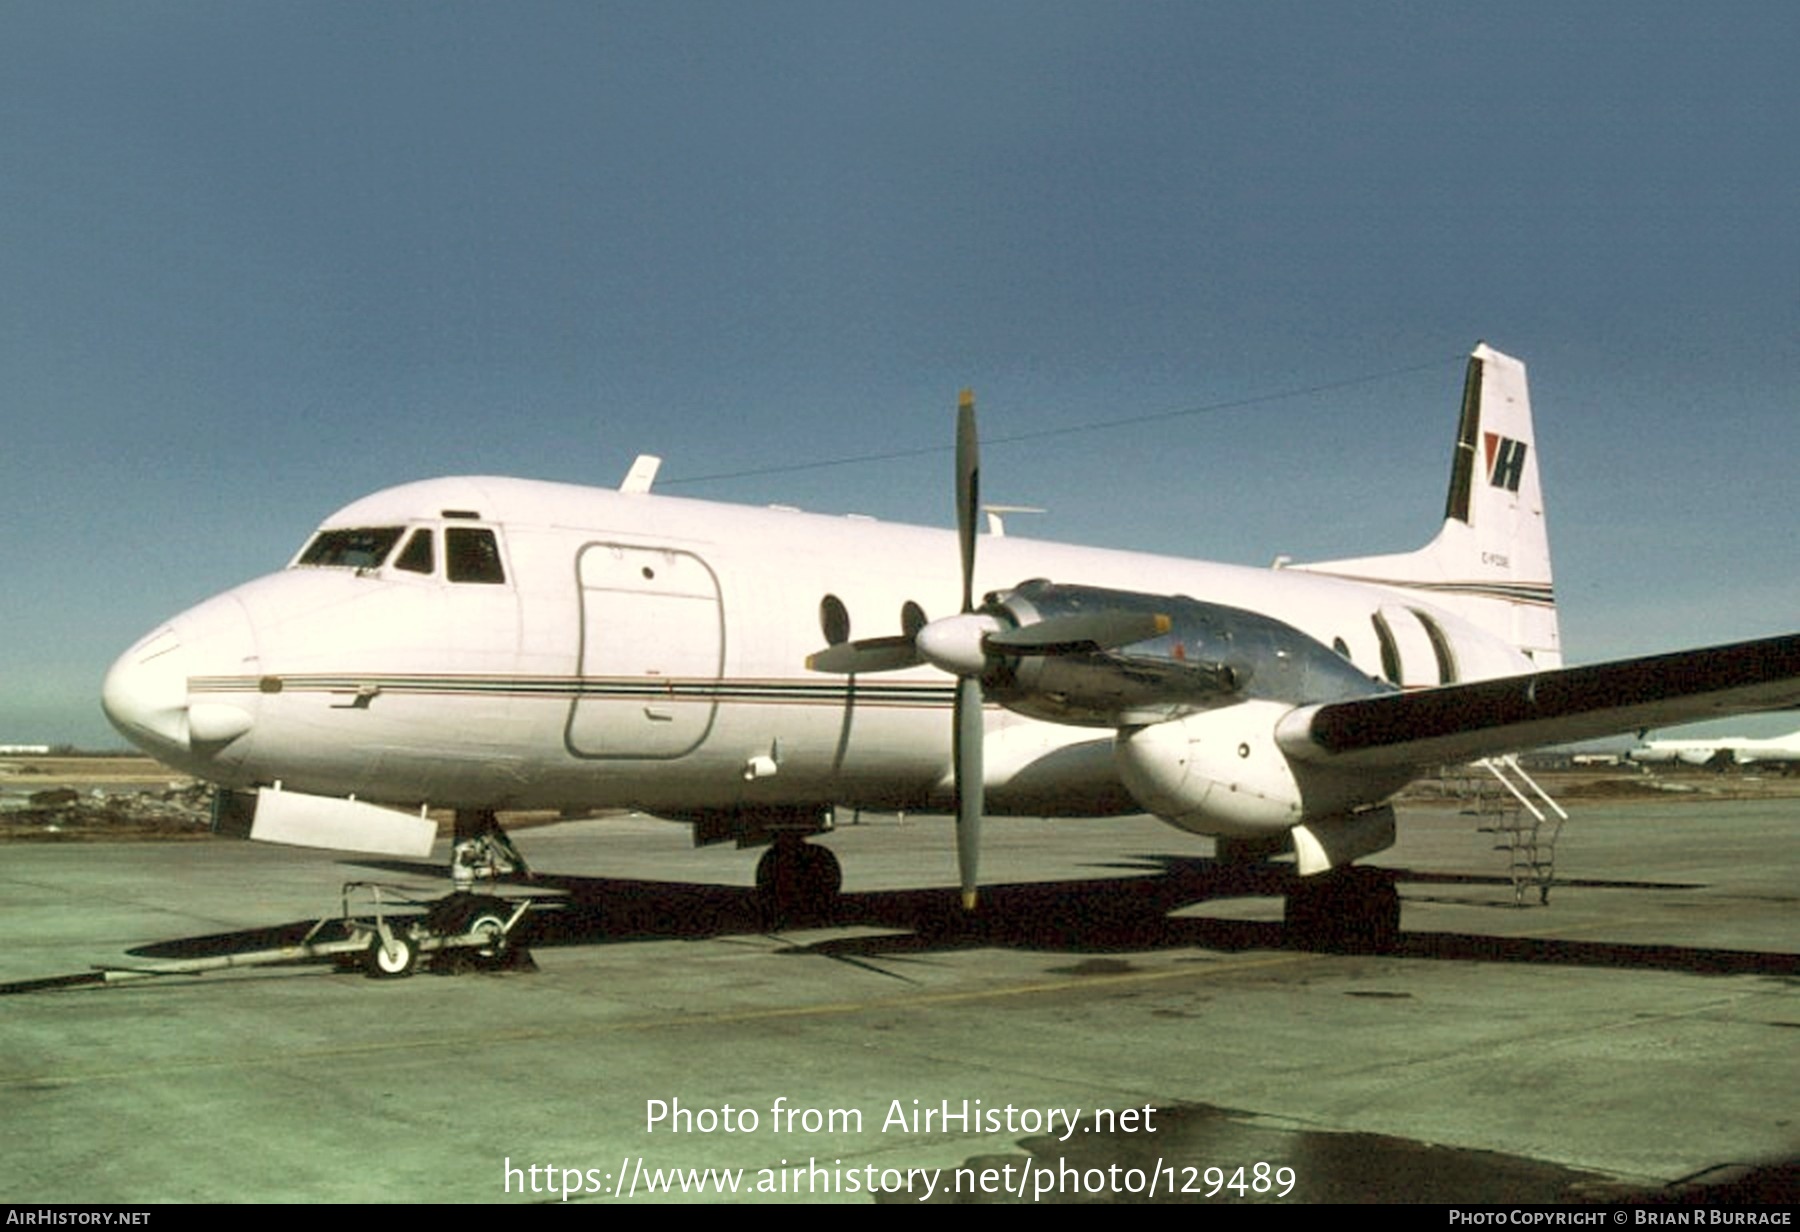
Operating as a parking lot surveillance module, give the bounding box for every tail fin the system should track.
[1292,343,1562,668]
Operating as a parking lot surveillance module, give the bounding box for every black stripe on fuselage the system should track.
[188,674,959,708]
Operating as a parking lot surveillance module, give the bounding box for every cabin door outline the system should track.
[565,543,724,759]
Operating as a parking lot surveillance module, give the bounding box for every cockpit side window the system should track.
[446,527,506,584]
[297,527,405,570]
[393,528,435,575]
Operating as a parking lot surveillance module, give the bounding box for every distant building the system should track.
[0,745,51,755]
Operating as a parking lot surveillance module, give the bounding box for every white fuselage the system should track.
[102,475,1533,838]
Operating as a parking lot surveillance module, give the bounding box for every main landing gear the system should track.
[754,835,842,923]
[1284,867,1401,954]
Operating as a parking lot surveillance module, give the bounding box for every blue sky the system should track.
[3,2,1797,746]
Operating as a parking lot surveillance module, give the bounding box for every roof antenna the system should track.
[619,455,662,494]
[982,504,1045,538]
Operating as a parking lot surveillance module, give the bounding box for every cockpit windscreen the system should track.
[296,527,405,569]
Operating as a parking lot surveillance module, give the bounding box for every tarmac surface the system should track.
[1,781,1795,1204]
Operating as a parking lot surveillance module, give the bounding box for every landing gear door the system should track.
[565,544,723,759]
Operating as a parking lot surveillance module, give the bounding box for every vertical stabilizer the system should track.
[1291,344,1561,667]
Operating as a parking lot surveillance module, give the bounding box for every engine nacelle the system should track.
[985,582,1386,727]
[1114,700,1413,841]
[1113,701,1306,837]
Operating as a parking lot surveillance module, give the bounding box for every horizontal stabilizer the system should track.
[1277,632,1800,769]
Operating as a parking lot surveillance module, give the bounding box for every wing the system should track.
[1276,632,1800,769]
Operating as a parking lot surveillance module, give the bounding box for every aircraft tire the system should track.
[365,930,418,979]
[756,841,842,922]
[423,893,516,971]
[1284,869,1399,954]
[463,903,511,965]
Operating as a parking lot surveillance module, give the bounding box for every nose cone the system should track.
[102,594,259,772]
[102,627,192,757]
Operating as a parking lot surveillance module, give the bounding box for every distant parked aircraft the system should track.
[1627,729,1800,769]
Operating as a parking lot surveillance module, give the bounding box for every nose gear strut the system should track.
[451,808,531,892]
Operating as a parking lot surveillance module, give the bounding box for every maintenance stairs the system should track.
[1446,756,1568,905]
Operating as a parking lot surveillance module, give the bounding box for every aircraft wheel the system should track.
[425,894,515,970]
[799,842,843,901]
[1284,869,1399,954]
[756,840,842,922]
[365,930,418,979]
[1349,876,1401,954]
[463,902,512,965]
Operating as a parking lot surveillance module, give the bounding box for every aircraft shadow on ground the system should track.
[122,854,1798,980]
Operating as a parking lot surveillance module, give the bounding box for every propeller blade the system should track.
[956,389,979,614]
[985,610,1172,656]
[819,391,989,903]
[805,636,923,674]
[953,673,984,910]
[950,388,985,910]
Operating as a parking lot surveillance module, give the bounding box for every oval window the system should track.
[819,594,851,645]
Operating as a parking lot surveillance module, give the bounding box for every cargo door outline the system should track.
[565,543,723,759]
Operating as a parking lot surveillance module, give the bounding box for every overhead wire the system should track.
[657,354,1458,489]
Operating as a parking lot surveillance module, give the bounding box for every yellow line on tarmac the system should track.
[3,951,1314,1088]
[657,951,1314,1026]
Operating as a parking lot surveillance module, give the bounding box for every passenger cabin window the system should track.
[1413,608,1458,684]
[1371,612,1401,684]
[297,527,404,570]
[819,594,850,645]
[446,527,505,584]
[394,529,434,575]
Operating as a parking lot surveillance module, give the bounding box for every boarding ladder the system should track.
[1448,758,1567,905]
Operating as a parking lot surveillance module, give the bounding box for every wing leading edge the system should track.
[1276,633,1800,770]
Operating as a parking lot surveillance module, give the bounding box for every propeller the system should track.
[798,390,989,906]
[952,389,983,909]
[802,389,1173,909]
[804,635,920,674]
